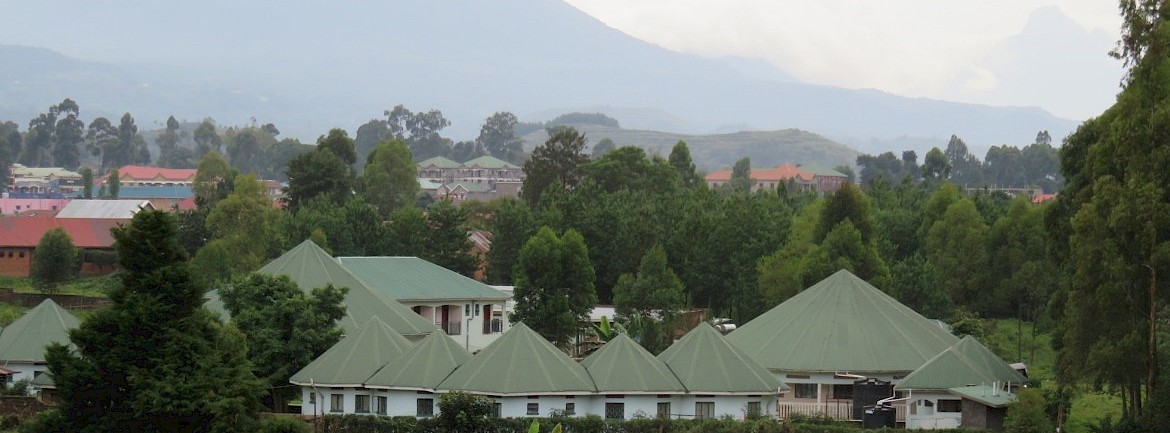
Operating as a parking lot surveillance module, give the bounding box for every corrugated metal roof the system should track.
[658,323,786,394]
[418,157,461,169]
[0,299,79,363]
[365,330,470,391]
[949,385,1017,408]
[55,200,152,219]
[116,165,196,181]
[338,257,508,302]
[462,155,518,169]
[256,240,438,336]
[896,336,1026,390]
[436,323,596,395]
[290,318,413,386]
[116,186,195,199]
[582,334,686,393]
[0,218,123,248]
[727,269,958,373]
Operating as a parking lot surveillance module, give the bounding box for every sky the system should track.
[564,0,1125,121]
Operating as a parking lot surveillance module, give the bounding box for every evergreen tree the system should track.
[43,209,263,432]
[421,200,478,277]
[926,199,989,309]
[668,140,703,188]
[730,157,753,192]
[359,138,418,218]
[510,227,597,347]
[80,167,93,199]
[107,168,120,199]
[520,127,590,206]
[612,245,686,319]
[486,198,536,285]
[30,227,78,293]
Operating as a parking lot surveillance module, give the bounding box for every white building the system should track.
[0,299,80,387]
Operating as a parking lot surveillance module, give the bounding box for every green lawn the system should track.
[0,274,118,298]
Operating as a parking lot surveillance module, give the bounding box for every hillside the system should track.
[520,125,857,171]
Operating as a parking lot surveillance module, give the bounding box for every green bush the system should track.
[260,416,312,433]
[20,409,68,433]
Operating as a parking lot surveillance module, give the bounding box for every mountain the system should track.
[0,0,1077,153]
[519,125,857,171]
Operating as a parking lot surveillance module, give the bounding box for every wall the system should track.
[0,198,70,215]
[0,363,45,387]
[905,391,962,430]
[407,301,507,352]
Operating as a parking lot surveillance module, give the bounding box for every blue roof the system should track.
[115,185,195,199]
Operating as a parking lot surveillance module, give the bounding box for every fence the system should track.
[0,288,110,310]
[777,401,905,422]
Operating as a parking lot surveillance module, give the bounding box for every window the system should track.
[605,402,625,419]
[657,402,671,419]
[482,304,492,334]
[355,395,370,413]
[417,398,434,417]
[309,393,316,405]
[330,394,344,413]
[746,402,761,418]
[794,383,817,399]
[18,251,24,258]
[565,402,575,415]
[526,402,539,416]
[938,399,962,413]
[832,384,853,400]
[493,403,502,418]
[695,402,715,420]
[376,396,387,415]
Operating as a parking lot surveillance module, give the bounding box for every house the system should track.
[581,333,687,419]
[658,323,787,419]
[291,318,414,416]
[8,164,83,196]
[948,385,1016,431]
[115,165,197,186]
[796,163,850,194]
[417,155,526,202]
[0,299,80,385]
[205,240,438,337]
[362,330,471,416]
[726,270,960,421]
[54,199,153,219]
[417,156,462,183]
[704,163,822,193]
[896,336,1025,430]
[437,182,492,204]
[0,217,124,277]
[338,256,512,352]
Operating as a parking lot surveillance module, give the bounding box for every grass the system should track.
[0,274,119,298]
[0,303,29,327]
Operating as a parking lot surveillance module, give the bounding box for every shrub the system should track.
[260,416,312,433]
[437,391,495,433]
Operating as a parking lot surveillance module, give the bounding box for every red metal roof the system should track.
[0,217,125,248]
[116,165,197,182]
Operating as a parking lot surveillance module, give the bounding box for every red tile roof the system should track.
[703,164,814,182]
[116,165,197,182]
[0,217,125,248]
[1032,193,1056,204]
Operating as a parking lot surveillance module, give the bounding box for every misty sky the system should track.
[566,0,1125,120]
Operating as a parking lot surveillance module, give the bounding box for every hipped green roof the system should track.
[366,330,471,391]
[0,299,79,363]
[949,385,1017,408]
[253,240,437,336]
[418,156,461,169]
[896,336,1026,390]
[436,323,596,395]
[338,257,508,302]
[30,372,54,388]
[582,334,686,393]
[727,269,958,373]
[658,323,786,394]
[290,318,413,386]
[463,155,519,169]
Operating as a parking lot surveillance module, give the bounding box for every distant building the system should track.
[55,200,153,219]
[418,156,525,202]
[8,164,83,196]
[704,163,847,194]
[0,217,124,277]
[115,165,197,187]
[0,299,80,386]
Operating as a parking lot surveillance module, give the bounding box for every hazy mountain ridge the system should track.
[0,0,1079,155]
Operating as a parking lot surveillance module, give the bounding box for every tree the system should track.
[437,392,495,433]
[888,253,951,318]
[107,168,120,199]
[359,139,418,218]
[581,146,680,194]
[80,167,93,199]
[85,117,119,171]
[926,199,989,309]
[421,200,478,277]
[316,128,357,166]
[220,274,346,412]
[730,157,753,192]
[668,141,703,188]
[1003,388,1053,433]
[520,127,590,206]
[385,105,453,161]
[384,206,429,256]
[510,227,597,347]
[205,175,279,276]
[921,147,951,182]
[591,138,616,159]
[815,182,875,244]
[612,245,685,319]
[800,220,891,289]
[486,198,536,285]
[42,209,263,432]
[193,152,238,207]
[193,119,222,157]
[284,145,354,211]
[51,99,83,170]
[354,119,390,169]
[116,113,152,166]
[477,112,524,163]
[30,228,78,293]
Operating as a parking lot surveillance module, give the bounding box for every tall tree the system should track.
[116,113,152,166]
[359,138,418,218]
[668,141,703,188]
[354,119,390,170]
[30,227,78,293]
[612,245,686,319]
[51,98,83,170]
[283,144,355,211]
[42,210,263,432]
[510,227,597,347]
[520,127,591,206]
[730,157,753,192]
[80,167,93,199]
[205,175,279,276]
[485,197,536,285]
[85,117,119,170]
[921,147,951,182]
[157,115,197,169]
[477,111,524,163]
[107,168,120,199]
[925,199,990,309]
[220,274,346,412]
[316,128,358,166]
[192,152,238,207]
[385,105,453,161]
[193,118,222,157]
[591,138,616,159]
[421,200,478,276]
[814,182,876,244]
[21,100,61,166]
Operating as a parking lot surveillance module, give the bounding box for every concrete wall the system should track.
[0,363,46,389]
[407,301,508,352]
[905,391,962,430]
[0,198,70,215]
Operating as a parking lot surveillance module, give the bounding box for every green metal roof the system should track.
[365,330,471,391]
[949,385,1017,408]
[658,323,786,394]
[582,334,686,393]
[896,336,1026,391]
[254,240,438,336]
[30,372,54,388]
[436,323,596,395]
[289,318,414,387]
[338,257,508,302]
[0,299,79,363]
[727,269,958,373]
[462,155,519,169]
[418,156,461,169]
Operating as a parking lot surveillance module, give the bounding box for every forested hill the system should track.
[519,125,857,171]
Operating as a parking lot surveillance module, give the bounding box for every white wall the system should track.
[905,391,962,430]
[2,362,46,386]
[406,301,509,352]
[677,395,775,420]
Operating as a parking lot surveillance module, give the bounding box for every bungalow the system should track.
[657,323,787,419]
[0,299,80,385]
[205,240,438,337]
[726,270,960,421]
[363,330,471,416]
[291,318,414,416]
[896,336,1025,430]
[338,256,511,351]
[581,334,687,419]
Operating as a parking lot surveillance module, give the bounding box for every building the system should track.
[338,256,512,352]
[581,334,687,419]
[54,199,154,219]
[115,165,197,187]
[417,155,525,202]
[0,198,71,215]
[726,270,961,422]
[362,330,471,417]
[0,299,80,385]
[797,163,850,194]
[0,217,124,277]
[896,336,1025,430]
[291,318,415,416]
[205,240,438,337]
[705,163,821,193]
[8,164,84,196]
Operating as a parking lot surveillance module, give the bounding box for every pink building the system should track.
[0,198,71,215]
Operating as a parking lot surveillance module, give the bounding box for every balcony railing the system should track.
[777,401,905,422]
[490,318,504,333]
[437,320,462,336]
